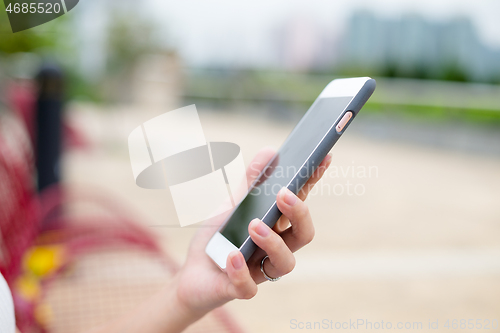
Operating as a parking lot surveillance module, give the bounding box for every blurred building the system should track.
[131,52,183,111]
[339,11,500,82]
[274,16,334,72]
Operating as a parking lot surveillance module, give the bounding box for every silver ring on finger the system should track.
[260,255,281,282]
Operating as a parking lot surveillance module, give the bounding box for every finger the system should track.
[225,251,258,299]
[246,147,276,186]
[248,219,295,279]
[273,215,290,233]
[276,188,315,253]
[273,154,331,233]
[297,154,332,201]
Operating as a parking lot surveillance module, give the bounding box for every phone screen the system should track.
[220,96,353,247]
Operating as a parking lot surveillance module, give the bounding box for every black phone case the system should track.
[238,78,376,261]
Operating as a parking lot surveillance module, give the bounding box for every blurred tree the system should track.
[0,1,55,54]
[442,62,468,82]
[106,12,159,75]
[104,11,162,102]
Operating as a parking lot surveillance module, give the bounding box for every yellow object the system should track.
[35,302,53,327]
[15,274,40,301]
[23,245,65,277]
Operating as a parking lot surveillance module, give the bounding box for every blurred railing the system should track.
[181,68,500,123]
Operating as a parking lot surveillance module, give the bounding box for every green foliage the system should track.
[441,63,468,82]
[0,2,55,54]
[0,1,62,55]
[337,60,471,83]
[64,67,105,103]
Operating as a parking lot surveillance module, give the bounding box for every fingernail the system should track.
[254,219,269,237]
[325,154,332,163]
[231,252,244,270]
[282,188,297,206]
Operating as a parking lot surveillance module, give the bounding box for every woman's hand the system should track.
[90,148,332,333]
[174,147,332,316]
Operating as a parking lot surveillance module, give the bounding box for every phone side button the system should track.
[336,111,353,133]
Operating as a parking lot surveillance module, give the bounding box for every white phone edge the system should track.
[205,231,238,270]
[319,77,372,98]
[205,77,373,269]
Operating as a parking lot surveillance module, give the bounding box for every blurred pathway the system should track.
[64,105,500,333]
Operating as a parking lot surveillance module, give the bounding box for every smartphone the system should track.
[205,77,376,269]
